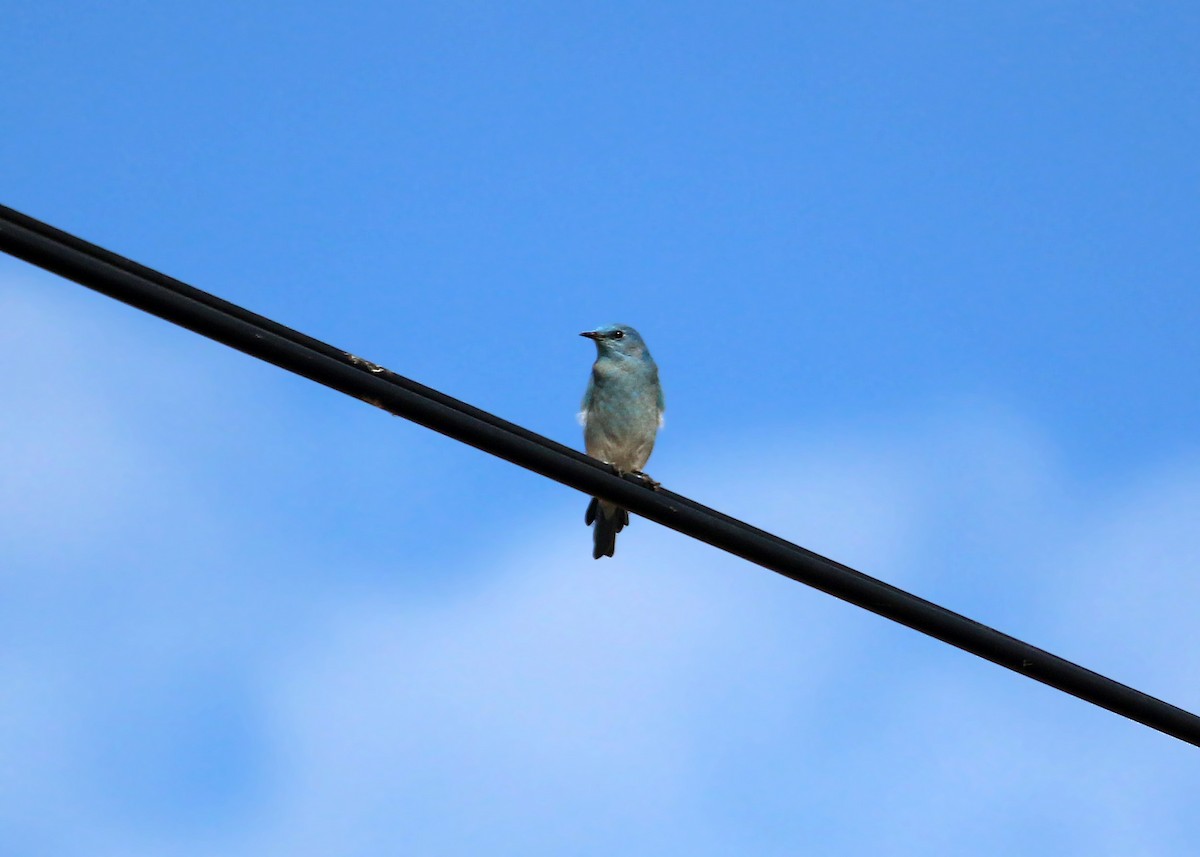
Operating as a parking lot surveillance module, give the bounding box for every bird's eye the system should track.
[612,330,625,340]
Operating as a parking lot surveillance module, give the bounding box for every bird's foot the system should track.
[630,470,661,491]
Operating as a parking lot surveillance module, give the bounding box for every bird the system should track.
[578,323,664,559]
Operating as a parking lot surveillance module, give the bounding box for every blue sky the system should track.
[2,3,1199,854]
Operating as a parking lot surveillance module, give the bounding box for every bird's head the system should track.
[580,323,649,359]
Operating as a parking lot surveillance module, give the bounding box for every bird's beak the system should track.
[580,331,600,340]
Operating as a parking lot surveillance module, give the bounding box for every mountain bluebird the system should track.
[579,323,664,559]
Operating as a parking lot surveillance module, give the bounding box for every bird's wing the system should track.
[578,374,595,426]
[655,377,666,427]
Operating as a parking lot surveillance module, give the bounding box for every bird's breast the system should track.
[583,367,661,472]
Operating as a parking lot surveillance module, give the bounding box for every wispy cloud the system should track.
[2,272,1197,855]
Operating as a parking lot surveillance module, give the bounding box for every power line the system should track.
[2,202,1197,749]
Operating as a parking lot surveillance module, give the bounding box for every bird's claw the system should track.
[630,470,661,491]
[601,463,660,490]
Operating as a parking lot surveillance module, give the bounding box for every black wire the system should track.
[2,202,1197,749]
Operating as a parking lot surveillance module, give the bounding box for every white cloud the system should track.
[1,271,1197,855]
[239,413,1200,856]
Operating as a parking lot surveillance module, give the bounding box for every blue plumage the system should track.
[579,324,664,559]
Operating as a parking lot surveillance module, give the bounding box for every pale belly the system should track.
[584,408,659,472]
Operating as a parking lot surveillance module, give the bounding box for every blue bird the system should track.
[579,323,664,559]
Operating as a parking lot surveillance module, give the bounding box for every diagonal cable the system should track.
[2,202,1197,748]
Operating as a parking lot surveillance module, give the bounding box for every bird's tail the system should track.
[585,497,630,559]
